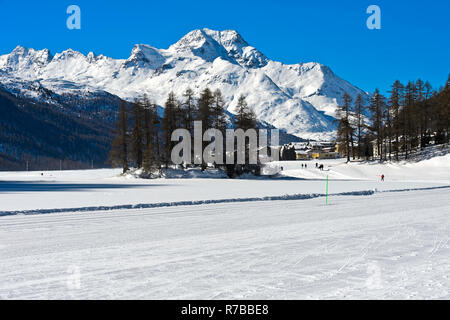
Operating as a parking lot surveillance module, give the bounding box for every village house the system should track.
[282,141,339,160]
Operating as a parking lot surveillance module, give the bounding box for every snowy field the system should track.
[0,155,449,299]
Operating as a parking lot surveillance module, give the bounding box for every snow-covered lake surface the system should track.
[0,156,449,299]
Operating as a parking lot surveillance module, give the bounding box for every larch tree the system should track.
[234,95,256,130]
[197,88,214,130]
[212,89,227,133]
[385,99,393,161]
[130,99,144,168]
[354,94,365,159]
[434,75,450,144]
[197,88,214,170]
[403,81,417,158]
[422,81,433,146]
[182,88,196,135]
[109,101,129,173]
[369,89,386,160]
[142,94,160,172]
[161,92,178,168]
[233,94,257,166]
[389,80,404,161]
[335,92,354,162]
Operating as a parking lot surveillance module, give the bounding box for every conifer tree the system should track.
[182,88,196,135]
[416,79,426,149]
[444,75,450,142]
[233,95,257,166]
[197,88,214,130]
[369,89,386,160]
[434,75,450,144]
[234,95,256,130]
[209,89,228,167]
[174,100,185,130]
[385,99,393,161]
[180,88,197,166]
[389,80,404,161]
[197,88,214,170]
[142,94,160,172]
[336,93,354,162]
[109,101,129,173]
[130,100,144,168]
[403,81,417,158]
[422,81,433,146]
[212,89,227,132]
[354,94,365,159]
[161,92,178,168]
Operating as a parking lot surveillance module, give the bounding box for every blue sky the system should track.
[0,0,449,94]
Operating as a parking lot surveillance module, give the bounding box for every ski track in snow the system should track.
[0,188,449,299]
[1,185,450,217]
[1,157,449,299]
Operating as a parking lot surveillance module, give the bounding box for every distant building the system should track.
[312,151,338,160]
[282,141,339,161]
[295,150,311,160]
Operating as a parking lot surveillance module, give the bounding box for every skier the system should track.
[381,174,385,181]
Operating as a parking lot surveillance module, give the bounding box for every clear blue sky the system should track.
[0,0,449,94]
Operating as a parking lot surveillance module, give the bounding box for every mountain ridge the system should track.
[0,28,370,140]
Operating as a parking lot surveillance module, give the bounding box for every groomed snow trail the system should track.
[1,188,449,299]
[1,185,449,217]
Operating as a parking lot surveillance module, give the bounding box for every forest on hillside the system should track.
[335,76,450,161]
[0,88,115,171]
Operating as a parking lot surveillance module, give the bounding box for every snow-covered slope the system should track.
[1,155,449,212]
[0,28,369,140]
[0,159,449,299]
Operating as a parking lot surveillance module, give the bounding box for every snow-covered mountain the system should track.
[0,28,369,140]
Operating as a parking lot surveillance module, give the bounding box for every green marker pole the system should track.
[326,175,329,205]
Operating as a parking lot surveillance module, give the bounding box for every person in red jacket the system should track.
[381,174,385,181]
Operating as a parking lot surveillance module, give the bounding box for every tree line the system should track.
[109,88,257,174]
[336,76,450,161]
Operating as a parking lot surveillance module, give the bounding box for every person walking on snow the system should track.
[381,174,385,181]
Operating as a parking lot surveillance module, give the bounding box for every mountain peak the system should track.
[170,28,247,51]
[169,28,268,67]
[169,29,228,62]
[59,48,83,57]
[203,28,247,46]
[11,45,28,55]
[0,30,369,140]
[125,44,166,69]
[5,46,53,71]
[86,51,96,62]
